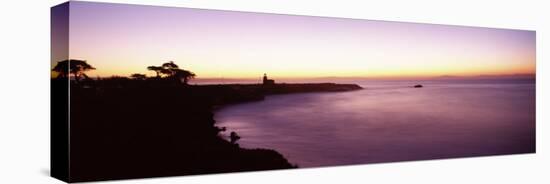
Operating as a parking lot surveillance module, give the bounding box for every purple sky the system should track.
[52,1,535,79]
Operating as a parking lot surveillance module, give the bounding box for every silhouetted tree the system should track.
[147,66,163,78]
[148,61,196,84]
[160,67,173,77]
[158,61,179,77]
[173,68,196,84]
[130,73,147,80]
[52,59,95,83]
[162,61,179,70]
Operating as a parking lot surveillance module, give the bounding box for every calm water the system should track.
[215,79,536,167]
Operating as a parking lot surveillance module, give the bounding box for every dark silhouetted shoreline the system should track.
[53,77,361,182]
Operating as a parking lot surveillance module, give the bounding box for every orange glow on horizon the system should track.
[75,58,535,79]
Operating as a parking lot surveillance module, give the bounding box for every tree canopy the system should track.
[147,66,164,78]
[52,59,96,83]
[148,61,196,84]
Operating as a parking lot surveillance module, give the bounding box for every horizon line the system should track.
[52,73,536,80]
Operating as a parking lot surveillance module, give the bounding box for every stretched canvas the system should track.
[51,1,536,182]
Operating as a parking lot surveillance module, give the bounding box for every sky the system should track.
[52,1,536,79]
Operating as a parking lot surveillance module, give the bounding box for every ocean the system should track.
[214,78,536,167]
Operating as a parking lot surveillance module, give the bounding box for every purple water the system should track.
[215,79,535,167]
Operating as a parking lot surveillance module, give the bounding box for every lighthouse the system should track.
[262,73,275,85]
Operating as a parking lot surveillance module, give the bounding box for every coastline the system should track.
[212,79,535,167]
[205,83,363,107]
[63,79,361,182]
